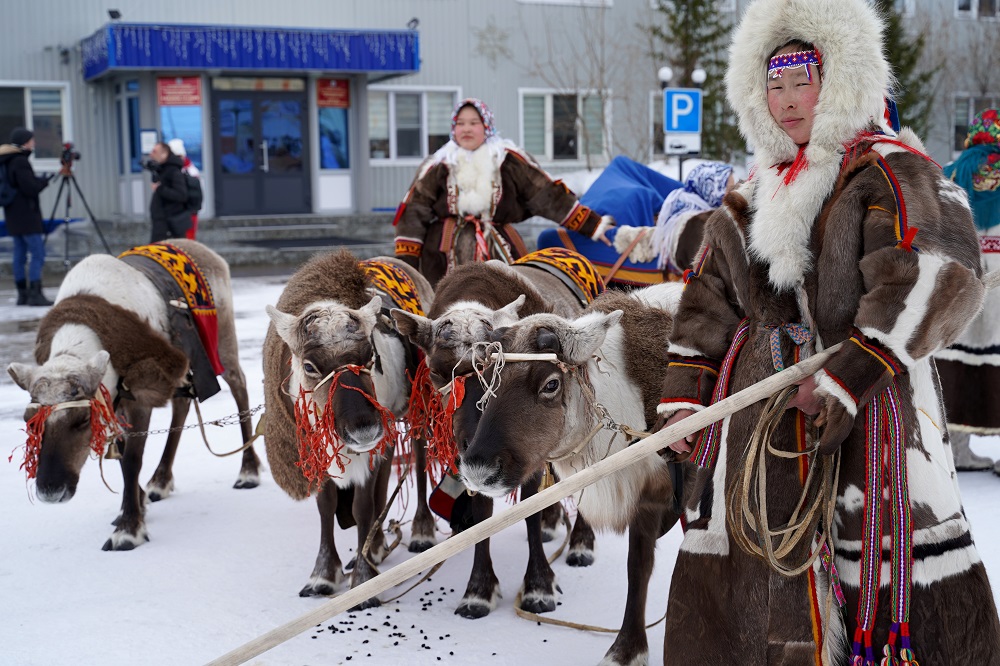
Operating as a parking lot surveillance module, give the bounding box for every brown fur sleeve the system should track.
[503,152,601,237]
[394,162,448,258]
[817,152,985,410]
[659,209,748,415]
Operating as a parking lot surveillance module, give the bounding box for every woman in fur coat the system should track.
[657,0,1000,663]
[392,98,613,286]
[935,108,1000,473]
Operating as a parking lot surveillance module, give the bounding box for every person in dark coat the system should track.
[0,127,53,306]
[148,141,189,243]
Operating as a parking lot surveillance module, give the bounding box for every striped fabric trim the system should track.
[982,236,1000,253]
[560,203,592,233]
[682,246,712,284]
[873,154,919,252]
[394,238,423,257]
[668,359,720,375]
[849,331,903,376]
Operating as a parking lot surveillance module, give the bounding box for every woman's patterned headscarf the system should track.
[450,98,496,141]
[945,108,1000,230]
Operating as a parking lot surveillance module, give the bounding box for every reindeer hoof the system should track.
[566,546,595,568]
[349,596,381,611]
[233,471,260,490]
[519,591,558,614]
[599,643,648,666]
[454,600,493,619]
[408,536,436,553]
[541,526,559,543]
[146,478,174,502]
[101,527,149,551]
[344,557,356,572]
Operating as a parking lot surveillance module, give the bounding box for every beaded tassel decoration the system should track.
[851,383,916,666]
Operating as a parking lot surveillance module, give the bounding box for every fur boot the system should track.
[15,279,27,305]
[951,428,994,471]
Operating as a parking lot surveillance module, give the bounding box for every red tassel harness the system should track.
[405,357,469,480]
[12,384,129,480]
[293,364,401,492]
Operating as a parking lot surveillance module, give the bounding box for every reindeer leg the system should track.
[540,501,562,543]
[408,437,437,552]
[600,476,675,666]
[455,493,501,619]
[221,364,261,489]
[104,405,151,551]
[566,511,597,568]
[518,471,559,614]
[348,456,392,610]
[146,397,190,502]
[300,481,344,596]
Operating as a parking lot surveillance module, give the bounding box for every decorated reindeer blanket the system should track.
[119,242,223,400]
[513,247,605,307]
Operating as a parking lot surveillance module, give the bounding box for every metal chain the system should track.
[119,403,265,439]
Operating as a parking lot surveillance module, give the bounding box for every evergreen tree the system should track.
[649,0,743,161]
[876,0,936,140]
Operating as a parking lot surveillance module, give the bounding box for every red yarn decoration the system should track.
[293,365,402,491]
[11,384,129,481]
[14,405,52,480]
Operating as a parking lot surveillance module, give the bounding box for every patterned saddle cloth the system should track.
[514,247,606,307]
[118,242,224,401]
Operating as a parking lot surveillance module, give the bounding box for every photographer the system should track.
[0,127,53,306]
[147,141,188,243]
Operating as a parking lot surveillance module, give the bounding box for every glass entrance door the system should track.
[214,89,310,216]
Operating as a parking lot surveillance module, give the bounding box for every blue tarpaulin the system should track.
[538,156,682,286]
[81,23,419,81]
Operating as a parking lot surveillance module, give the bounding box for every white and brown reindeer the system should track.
[263,250,436,606]
[391,255,599,619]
[6,239,261,551]
[459,284,685,666]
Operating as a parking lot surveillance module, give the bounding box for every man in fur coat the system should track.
[393,98,613,286]
[657,0,1000,663]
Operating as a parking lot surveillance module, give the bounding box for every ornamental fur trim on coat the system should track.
[727,0,897,290]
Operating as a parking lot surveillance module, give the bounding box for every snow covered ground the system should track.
[2,274,999,666]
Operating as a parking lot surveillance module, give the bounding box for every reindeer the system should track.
[391,253,599,619]
[459,284,685,666]
[263,251,436,606]
[6,239,261,551]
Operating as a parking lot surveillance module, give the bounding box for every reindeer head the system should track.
[267,296,393,454]
[392,296,525,465]
[459,310,623,497]
[7,350,112,502]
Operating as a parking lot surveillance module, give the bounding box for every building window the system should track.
[367,88,459,162]
[0,85,69,161]
[160,106,203,171]
[957,0,999,17]
[317,78,351,170]
[520,90,608,162]
[519,0,613,6]
[955,94,998,152]
[116,80,142,175]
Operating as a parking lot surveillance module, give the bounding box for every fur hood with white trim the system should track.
[727,0,897,291]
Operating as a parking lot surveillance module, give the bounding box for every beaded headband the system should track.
[768,49,822,81]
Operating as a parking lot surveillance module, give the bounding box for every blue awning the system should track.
[81,23,419,81]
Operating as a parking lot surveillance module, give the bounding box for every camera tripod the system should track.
[46,160,113,268]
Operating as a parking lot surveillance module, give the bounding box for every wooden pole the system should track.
[205,343,841,666]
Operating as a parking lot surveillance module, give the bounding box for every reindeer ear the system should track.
[7,362,36,392]
[391,309,434,351]
[558,310,623,365]
[357,296,382,333]
[83,351,111,394]
[267,305,299,347]
[493,295,526,328]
